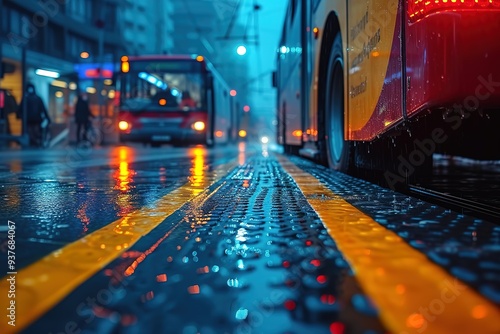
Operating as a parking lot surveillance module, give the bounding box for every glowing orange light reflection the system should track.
[197,266,210,274]
[77,203,90,233]
[112,146,136,192]
[188,147,206,195]
[188,285,200,294]
[238,142,246,165]
[110,147,137,218]
[471,305,488,319]
[156,274,168,282]
[406,313,425,329]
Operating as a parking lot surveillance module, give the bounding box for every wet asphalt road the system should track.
[0,143,499,334]
[0,144,238,269]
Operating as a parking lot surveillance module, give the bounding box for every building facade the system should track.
[120,0,174,55]
[0,0,175,140]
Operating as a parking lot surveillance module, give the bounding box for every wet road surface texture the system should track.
[0,143,499,334]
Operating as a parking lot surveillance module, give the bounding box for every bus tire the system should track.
[324,33,352,172]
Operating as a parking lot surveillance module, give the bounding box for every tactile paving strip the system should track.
[290,156,500,305]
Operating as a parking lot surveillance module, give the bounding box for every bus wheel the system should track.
[325,34,352,172]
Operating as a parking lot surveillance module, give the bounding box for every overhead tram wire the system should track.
[222,0,243,40]
[218,0,258,44]
[252,0,262,93]
[179,0,215,55]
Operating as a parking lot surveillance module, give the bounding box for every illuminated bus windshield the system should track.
[119,60,206,112]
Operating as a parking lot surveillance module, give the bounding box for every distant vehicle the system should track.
[275,0,500,185]
[117,55,233,147]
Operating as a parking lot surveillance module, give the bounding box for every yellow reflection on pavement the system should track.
[188,147,206,196]
[0,153,238,333]
[112,146,136,192]
[280,156,500,334]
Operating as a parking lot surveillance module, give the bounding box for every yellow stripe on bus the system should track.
[279,156,500,334]
[0,155,239,334]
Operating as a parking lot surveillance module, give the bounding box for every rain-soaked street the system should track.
[0,143,499,334]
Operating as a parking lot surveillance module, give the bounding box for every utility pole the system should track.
[0,0,2,80]
[95,18,105,145]
[20,46,28,147]
[0,0,3,138]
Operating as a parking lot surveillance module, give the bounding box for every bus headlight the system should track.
[192,121,205,131]
[119,121,130,131]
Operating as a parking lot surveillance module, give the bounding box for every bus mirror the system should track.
[272,71,277,88]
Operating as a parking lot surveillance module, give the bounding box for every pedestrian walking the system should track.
[74,92,93,144]
[18,83,50,146]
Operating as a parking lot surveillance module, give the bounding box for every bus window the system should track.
[120,67,205,112]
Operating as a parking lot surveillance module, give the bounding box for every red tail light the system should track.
[408,0,500,22]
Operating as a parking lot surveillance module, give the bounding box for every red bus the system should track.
[275,0,500,187]
[118,55,233,147]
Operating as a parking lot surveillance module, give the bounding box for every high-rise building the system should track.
[120,0,174,55]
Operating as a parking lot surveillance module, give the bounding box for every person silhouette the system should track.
[74,92,93,144]
[19,83,50,146]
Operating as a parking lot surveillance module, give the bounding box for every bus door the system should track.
[302,0,314,144]
[347,0,404,141]
[206,72,215,146]
[283,0,303,147]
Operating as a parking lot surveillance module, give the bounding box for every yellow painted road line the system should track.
[0,157,239,334]
[279,156,500,334]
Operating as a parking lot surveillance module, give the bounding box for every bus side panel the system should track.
[213,77,231,144]
[347,0,402,141]
[406,11,500,116]
[308,0,347,143]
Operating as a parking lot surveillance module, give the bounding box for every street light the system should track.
[236,45,247,56]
